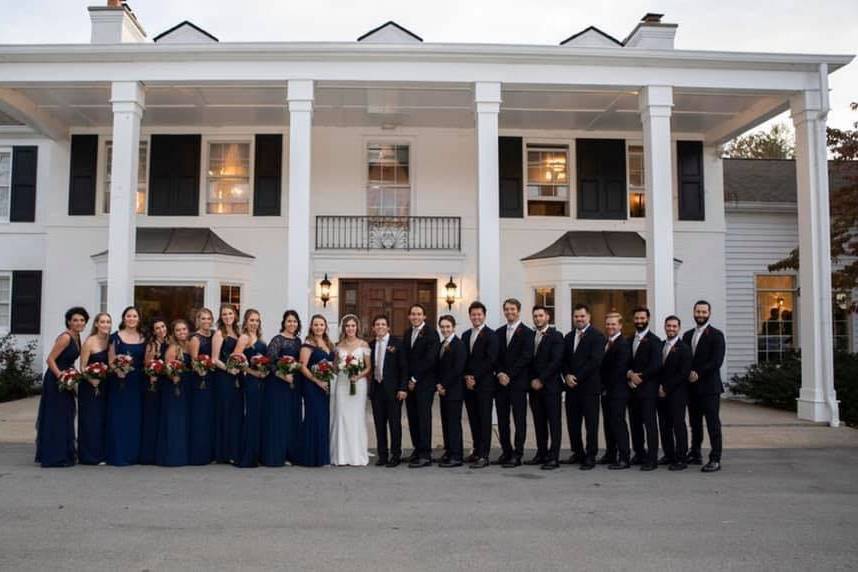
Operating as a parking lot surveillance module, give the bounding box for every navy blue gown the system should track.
[156,351,191,467]
[139,342,165,465]
[35,332,79,468]
[189,332,215,465]
[214,335,242,463]
[297,344,333,467]
[77,345,108,465]
[237,339,268,468]
[262,335,302,467]
[105,332,146,466]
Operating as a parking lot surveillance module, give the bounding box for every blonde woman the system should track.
[330,314,371,467]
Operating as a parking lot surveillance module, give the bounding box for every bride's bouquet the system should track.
[340,353,365,396]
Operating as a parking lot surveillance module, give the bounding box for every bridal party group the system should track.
[34,297,725,473]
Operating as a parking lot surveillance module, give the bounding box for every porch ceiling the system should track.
[0,80,789,141]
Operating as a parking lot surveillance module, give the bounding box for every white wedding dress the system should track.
[330,346,370,466]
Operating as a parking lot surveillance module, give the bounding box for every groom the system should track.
[369,315,409,468]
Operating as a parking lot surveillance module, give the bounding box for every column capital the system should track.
[110,81,145,113]
[474,81,501,104]
[639,85,673,115]
[287,79,315,101]
[790,90,827,125]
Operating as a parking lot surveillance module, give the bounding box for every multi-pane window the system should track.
[104,140,148,214]
[570,289,646,337]
[367,144,410,217]
[527,145,569,216]
[207,142,251,214]
[534,287,556,324]
[99,283,108,315]
[756,275,797,363]
[0,148,11,222]
[220,284,241,315]
[0,273,11,332]
[833,296,851,352]
[627,144,645,218]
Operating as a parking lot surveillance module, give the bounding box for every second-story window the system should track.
[367,143,410,217]
[207,142,251,214]
[103,140,148,214]
[0,148,10,222]
[527,145,569,216]
[627,144,645,218]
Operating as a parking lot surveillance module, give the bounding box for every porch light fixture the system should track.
[319,274,332,308]
[445,276,457,310]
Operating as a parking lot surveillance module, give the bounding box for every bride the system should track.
[330,314,371,466]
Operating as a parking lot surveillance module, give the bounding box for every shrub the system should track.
[0,334,41,402]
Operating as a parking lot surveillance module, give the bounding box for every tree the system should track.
[768,103,858,312]
[722,122,794,159]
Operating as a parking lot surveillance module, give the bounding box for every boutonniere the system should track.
[669,345,677,354]
[386,346,397,354]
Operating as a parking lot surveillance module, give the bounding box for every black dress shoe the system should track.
[409,458,431,468]
[439,459,463,468]
[433,455,450,464]
[375,458,389,467]
[540,460,560,470]
[629,455,644,466]
[686,453,703,465]
[608,460,631,470]
[385,457,401,468]
[640,463,658,472]
[493,454,510,466]
[465,453,479,463]
[579,461,596,471]
[668,462,687,471]
[597,455,617,465]
[502,456,522,468]
[658,456,673,466]
[407,452,420,463]
[470,457,490,469]
[564,454,584,465]
[524,455,546,466]
[701,461,721,473]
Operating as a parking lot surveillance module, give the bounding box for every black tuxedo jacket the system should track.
[403,325,441,393]
[627,330,663,399]
[682,325,726,396]
[369,335,409,398]
[437,336,467,401]
[494,323,534,391]
[659,338,692,396]
[528,328,564,393]
[601,335,632,399]
[462,326,499,393]
[561,326,606,395]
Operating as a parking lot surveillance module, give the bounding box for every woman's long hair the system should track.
[305,314,333,350]
[337,314,361,344]
[88,312,112,337]
[168,319,191,360]
[216,303,239,338]
[280,310,302,337]
[194,307,214,334]
[146,317,168,355]
[240,308,263,339]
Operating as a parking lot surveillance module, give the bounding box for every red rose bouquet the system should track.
[82,361,109,397]
[165,359,187,397]
[249,354,271,375]
[192,354,215,389]
[311,359,335,390]
[275,355,300,388]
[143,359,166,392]
[340,353,365,396]
[57,368,82,392]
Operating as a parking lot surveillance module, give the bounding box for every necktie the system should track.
[507,325,514,346]
[692,328,702,355]
[663,340,672,361]
[606,338,614,352]
[411,327,419,348]
[633,335,641,357]
[574,329,583,352]
[375,340,383,382]
[440,339,449,358]
[535,330,543,351]
[470,329,479,352]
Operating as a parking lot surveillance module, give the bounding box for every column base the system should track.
[796,397,840,426]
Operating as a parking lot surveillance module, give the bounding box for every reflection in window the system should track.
[627,144,645,218]
[756,275,796,363]
[527,146,568,216]
[367,144,410,217]
[207,142,251,214]
[571,289,646,337]
[534,287,555,324]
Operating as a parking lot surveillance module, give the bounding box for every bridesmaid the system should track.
[262,310,303,467]
[188,308,216,465]
[106,306,146,466]
[156,319,192,467]
[35,306,88,468]
[78,312,111,466]
[235,309,268,468]
[297,314,335,467]
[140,318,168,465]
[211,303,242,463]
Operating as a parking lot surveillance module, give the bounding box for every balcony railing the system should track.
[315,216,461,251]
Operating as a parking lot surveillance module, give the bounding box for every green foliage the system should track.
[730,351,858,427]
[721,123,794,159]
[0,334,41,402]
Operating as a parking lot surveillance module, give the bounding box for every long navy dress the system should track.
[105,332,146,466]
[214,335,242,463]
[35,332,79,468]
[297,344,333,467]
[156,351,191,467]
[262,335,302,467]
[77,345,108,465]
[189,332,215,465]
[237,338,268,468]
[139,342,165,465]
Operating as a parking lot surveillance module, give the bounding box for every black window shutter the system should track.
[10,146,38,222]
[148,135,201,216]
[498,136,523,218]
[677,141,705,221]
[67,135,98,216]
[576,139,626,220]
[10,270,42,335]
[253,134,282,216]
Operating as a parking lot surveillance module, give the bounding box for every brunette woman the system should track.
[156,319,192,467]
[262,310,303,467]
[211,303,241,463]
[140,318,168,465]
[297,315,335,467]
[235,309,267,468]
[105,306,146,466]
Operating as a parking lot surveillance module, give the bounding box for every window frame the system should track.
[626,142,645,218]
[0,271,11,333]
[525,143,571,217]
[219,282,242,315]
[364,140,413,218]
[753,273,798,364]
[203,137,255,216]
[101,136,150,216]
[533,285,556,325]
[0,147,12,223]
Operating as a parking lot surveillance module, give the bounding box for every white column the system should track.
[106,81,144,321]
[474,82,502,323]
[286,80,314,320]
[639,86,675,326]
[791,85,839,426]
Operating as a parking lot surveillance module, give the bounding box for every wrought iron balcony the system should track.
[315,216,461,251]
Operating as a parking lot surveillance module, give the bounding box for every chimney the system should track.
[88,1,146,43]
[623,13,677,49]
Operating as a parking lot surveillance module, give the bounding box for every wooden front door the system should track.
[339,279,437,339]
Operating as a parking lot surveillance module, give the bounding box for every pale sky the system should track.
[2,0,856,133]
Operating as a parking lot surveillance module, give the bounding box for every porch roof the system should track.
[92,227,254,259]
[522,231,646,260]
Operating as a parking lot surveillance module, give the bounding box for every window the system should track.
[99,283,108,314]
[104,140,148,214]
[134,285,204,325]
[833,295,851,353]
[0,148,11,222]
[627,144,645,218]
[207,142,251,214]
[220,284,241,315]
[571,289,646,337]
[367,143,410,217]
[0,272,10,332]
[527,145,568,216]
[534,287,556,324]
[756,275,797,363]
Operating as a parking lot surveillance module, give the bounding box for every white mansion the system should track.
[0,4,853,425]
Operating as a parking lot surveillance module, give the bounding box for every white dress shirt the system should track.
[470,324,485,352]
[574,324,590,352]
[374,333,390,382]
[410,322,425,348]
[692,323,709,355]
[633,328,650,357]
[505,321,521,346]
[663,335,678,361]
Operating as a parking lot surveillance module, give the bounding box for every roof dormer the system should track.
[357,21,422,43]
[560,26,622,48]
[153,20,219,44]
